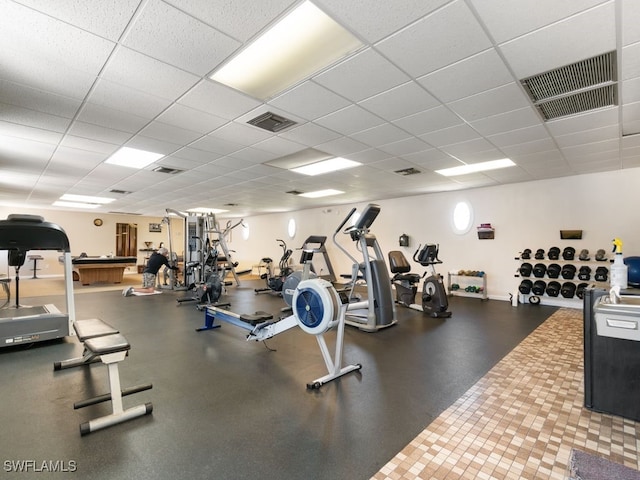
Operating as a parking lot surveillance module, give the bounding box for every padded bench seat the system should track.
[54,318,120,371]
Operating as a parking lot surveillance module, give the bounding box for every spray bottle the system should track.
[610,238,628,290]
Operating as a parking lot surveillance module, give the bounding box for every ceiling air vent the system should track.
[152,166,183,174]
[109,189,131,195]
[394,167,421,176]
[247,112,297,132]
[286,190,303,195]
[520,51,617,121]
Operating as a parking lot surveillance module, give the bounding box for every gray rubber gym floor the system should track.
[0,280,555,480]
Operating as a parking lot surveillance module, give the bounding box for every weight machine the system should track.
[173,210,245,307]
[333,204,397,332]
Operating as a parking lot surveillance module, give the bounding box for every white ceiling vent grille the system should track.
[247,112,297,132]
[521,51,617,121]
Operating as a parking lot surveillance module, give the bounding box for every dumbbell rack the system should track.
[448,271,488,300]
[514,247,610,308]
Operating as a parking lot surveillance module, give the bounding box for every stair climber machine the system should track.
[388,244,451,318]
[333,204,397,332]
[199,278,364,389]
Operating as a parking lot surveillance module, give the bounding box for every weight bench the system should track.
[54,318,120,370]
[53,318,153,435]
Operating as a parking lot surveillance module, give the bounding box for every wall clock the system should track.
[93,218,103,226]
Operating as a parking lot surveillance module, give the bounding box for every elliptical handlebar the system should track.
[334,207,357,234]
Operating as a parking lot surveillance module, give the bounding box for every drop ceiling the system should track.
[1,0,639,218]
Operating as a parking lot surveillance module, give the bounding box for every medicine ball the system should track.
[521,248,532,260]
[595,249,607,261]
[535,248,545,260]
[519,279,533,294]
[546,281,561,297]
[578,266,591,281]
[579,249,590,261]
[532,280,546,296]
[625,256,640,287]
[576,282,589,299]
[547,263,561,279]
[533,263,547,278]
[519,262,533,277]
[561,264,576,280]
[548,247,561,260]
[562,246,576,260]
[561,282,577,298]
[594,266,608,282]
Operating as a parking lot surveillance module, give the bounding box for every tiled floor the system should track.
[372,308,640,480]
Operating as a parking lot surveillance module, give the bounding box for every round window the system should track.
[287,218,296,239]
[452,201,473,234]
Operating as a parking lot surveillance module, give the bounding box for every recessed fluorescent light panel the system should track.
[435,159,516,177]
[60,194,115,204]
[210,1,362,100]
[187,207,229,214]
[291,157,361,176]
[105,147,164,169]
[52,201,101,209]
[299,189,344,198]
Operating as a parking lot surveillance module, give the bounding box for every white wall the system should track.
[233,167,640,302]
[2,167,639,301]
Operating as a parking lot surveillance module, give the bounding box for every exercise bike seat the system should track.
[388,251,421,283]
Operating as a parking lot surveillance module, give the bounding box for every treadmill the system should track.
[0,214,75,347]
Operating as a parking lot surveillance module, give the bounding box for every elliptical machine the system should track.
[254,239,293,295]
[333,204,397,332]
[388,243,451,318]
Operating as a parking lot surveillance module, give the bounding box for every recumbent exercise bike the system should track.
[388,243,451,318]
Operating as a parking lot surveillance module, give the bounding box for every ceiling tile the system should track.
[0,80,82,118]
[164,0,295,42]
[376,1,492,77]
[469,107,541,137]
[13,0,141,40]
[393,106,463,136]
[351,123,412,148]
[418,49,514,103]
[155,104,228,134]
[448,83,531,122]
[89,78,172,119]
[123,0,240,76]
[269,82,351,121]
[138,121,205,145]
[315,105,385,135]
[179,81,262,120]
[101,47,200,100]
[316,0,451,43]
[359,81,439,121]
[314,48,410,102]
[470,0,608,44]
[498,2,616,79]
[76,103,151,133]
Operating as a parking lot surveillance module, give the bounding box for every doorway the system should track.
[116,223,138,257]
